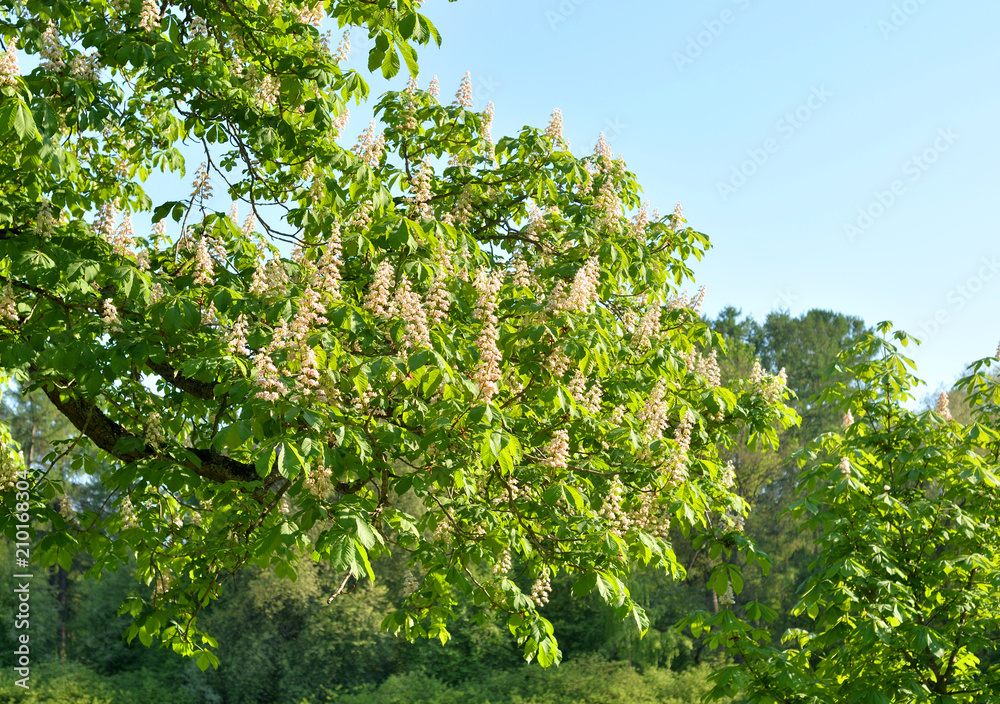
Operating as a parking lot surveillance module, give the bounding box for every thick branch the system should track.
[146,360,218,401]
[43,384,258,484]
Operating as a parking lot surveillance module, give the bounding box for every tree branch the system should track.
[145,360,218,401]
[42,384,258,484]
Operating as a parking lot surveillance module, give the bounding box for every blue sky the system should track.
[342,0,1000,396]
[19,1,994,396]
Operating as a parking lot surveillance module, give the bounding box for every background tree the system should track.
[0,0,794,669]
[701,324,1000,702]
[698,308,868,639]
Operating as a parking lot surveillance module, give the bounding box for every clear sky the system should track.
[341,0,1000,396]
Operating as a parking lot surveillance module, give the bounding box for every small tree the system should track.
[702,323,1000,702]
[0,0,794,667]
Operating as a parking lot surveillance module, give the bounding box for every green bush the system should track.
[0,662,202,704]
[314,657,727,704]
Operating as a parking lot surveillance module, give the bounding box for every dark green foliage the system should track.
[325,659,727,704]
[0,304,876,702]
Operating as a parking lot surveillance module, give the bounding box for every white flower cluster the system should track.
[147,282,164,305]
[138,0,161,32]
[100,299,121,331]
[481,101,495,160]
[472,268,504,402]
[120,496,138,529]
[632,494,671,538]
[35,198,57,238]
[152,570,172,598]
[364,262,432,351]
[316,222,343,299]
[395,275,431,351]
[842,410,854,428]
[693,350,721,388]
[670,202,684,231]
[562,257,600,313]
[721,461,736,489]
[544,108,568,148]
[293,1,324,26]
[666,409,694,484]
[630,202,649,239]
[749,360,787,404]
[40,25,65,71]
[69,52,100,82]
[253,321,290,402]
[0,283,18,323]
[839,456,851,477]
[568,370,603,414]
[493,550,512,576]
[332,108,350,138]
[546,347,571,379]
[453,71,473,108]
[727,511,745,533]
[511,256,531,289]
[402,571,419,597]
[634,306,661,350]
[530,570,552,608]
[190,163,213,202]
[145,412,166,449]
[227,313,251,356]
[0,40,18,87]
[441,187,474,228]
[94,200,119,241]
[638,381,668,443]
[109,212,136,259]
[0,446,20,492]
[718,582,735,607]
[249,254,289,296]
[304,458,333,498]
[409,160,434,220]
[600,477,630,537]
[192,237,214,286]
[151,219,168,244]
[934,391,952,421]
[594,132,613,170]
[543,428,570,469]
[354,119,387,168]
[335,31,350,63]
[189,15,208,38]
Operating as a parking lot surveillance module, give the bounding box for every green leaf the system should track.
[0,100,17,134]
[277,441,304,480]
[381,48,400,79]
[572,572,597,597]
[709,565,730,596]
[328,538,359,576]
[56,548,72,572]
[727,565,744,594]
[255,446,276,479]
[14,103,36,141]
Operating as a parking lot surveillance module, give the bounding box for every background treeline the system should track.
[2,307,941,704]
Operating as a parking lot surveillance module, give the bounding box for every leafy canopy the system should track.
[700,324,1000,703]
[0,0,794,667]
